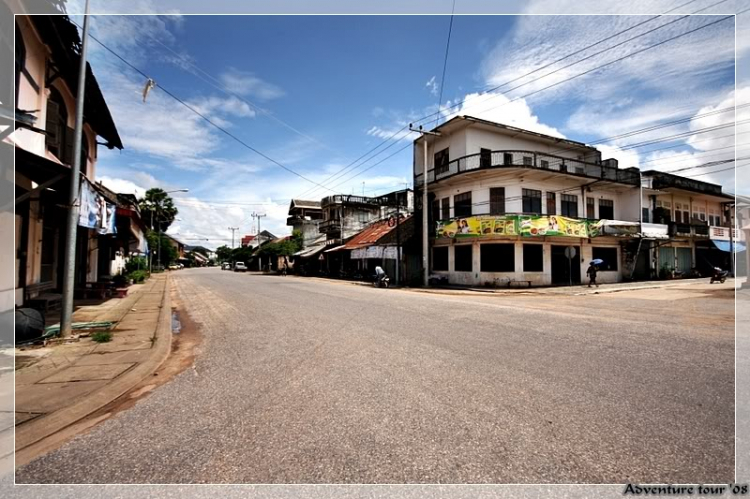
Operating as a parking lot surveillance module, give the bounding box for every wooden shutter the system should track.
[63,126,75,166]
[45,100,60,150]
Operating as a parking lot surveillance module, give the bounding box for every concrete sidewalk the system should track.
[12,273,172,466]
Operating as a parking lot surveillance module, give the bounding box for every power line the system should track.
[304,12,735,195]
[434,0,456,128]
[130,25,336,154]
[77,24,337,194]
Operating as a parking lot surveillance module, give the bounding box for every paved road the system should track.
[16,269,734,483]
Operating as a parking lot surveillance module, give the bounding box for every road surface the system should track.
[16,269,735,483]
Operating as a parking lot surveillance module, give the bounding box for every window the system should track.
[441,197,450,220]
[642,208,650,223]
[546,192,556,215]
[15,23,25,107]
[46,87,69,161]
[586,197,595,219]
[540,159,549,169]
[674,202,689,224]
[454,245,473,272]
[480,148,491,168]
[503,152,513,165]
[523,244,543,272]
[432,199,440,222]
[599,199,614,219]
[592,247,618,271]
[693,207,706,222]
[480,244,514,272]
[433,246,449,271]
[522,188,542,214]
[561,194,578,217]
[435,148,450,175]
[454,192,472,217]
[523,156,533,166]
[490,187,505,215]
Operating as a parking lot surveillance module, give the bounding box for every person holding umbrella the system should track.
[587,259,603,288]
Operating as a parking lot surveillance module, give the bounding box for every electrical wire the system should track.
[304,13,735,196]
[76,24,338,194]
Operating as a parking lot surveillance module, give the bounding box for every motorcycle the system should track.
[373,273,390,288]
[710,267,728,284]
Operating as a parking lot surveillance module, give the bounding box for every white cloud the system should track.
[597,144,640,170]
[442,91,565,138]
[687,86,750,152]
[425,75,438,97]
[219,68,285,101]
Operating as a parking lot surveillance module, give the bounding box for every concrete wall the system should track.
[431,237,623,287]
[430,174,637,222]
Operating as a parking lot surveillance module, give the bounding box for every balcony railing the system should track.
[668,222,710,238]
[321,194,383,208]
[319,219,342,234]
[415,149,641,187]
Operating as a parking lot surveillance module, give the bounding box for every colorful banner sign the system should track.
[78,179,116,234]
[436,215,601,239]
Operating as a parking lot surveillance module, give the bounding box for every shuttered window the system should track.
[489,187,505,215]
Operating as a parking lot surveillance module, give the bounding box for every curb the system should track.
[14,274,173,467]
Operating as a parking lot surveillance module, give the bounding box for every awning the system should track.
[294,243,327,258]
[324,245,347,253]
[712,240,747,252]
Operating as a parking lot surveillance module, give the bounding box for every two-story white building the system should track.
[413,116,740,287]
[11,15,123,307]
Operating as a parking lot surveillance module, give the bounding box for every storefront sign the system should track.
[436,215,600,239]
[78,179,116,234]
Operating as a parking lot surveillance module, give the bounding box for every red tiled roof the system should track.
[343,216,410,249]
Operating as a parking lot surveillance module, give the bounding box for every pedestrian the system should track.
[282,257,289,277]
[586,262,599,288]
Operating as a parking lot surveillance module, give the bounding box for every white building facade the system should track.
[414,116,739,287]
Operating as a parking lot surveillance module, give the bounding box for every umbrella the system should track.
[591,259,604,265]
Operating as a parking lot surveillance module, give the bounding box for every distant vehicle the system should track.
[168,264,180,270]
[234,262,247,272]
[222,263,232,270]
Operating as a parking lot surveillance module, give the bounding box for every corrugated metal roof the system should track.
[343,216,410,250]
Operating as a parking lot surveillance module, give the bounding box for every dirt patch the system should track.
[57,282,202,440]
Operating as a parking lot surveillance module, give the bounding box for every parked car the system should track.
[168,264,180,270]
[222,263,232,270]
[234,262,247,272]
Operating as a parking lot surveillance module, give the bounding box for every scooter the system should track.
[710,267,728,284]
[373,274,390,288]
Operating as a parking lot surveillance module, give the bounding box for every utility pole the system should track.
[60,0,91,337]
[409,124,440,287]
[228,227,239,248]
[251,213,266,270]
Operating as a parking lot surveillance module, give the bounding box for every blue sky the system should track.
[83,11,742,248]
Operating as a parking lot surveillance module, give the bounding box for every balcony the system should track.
[668,222,710,238]
[414,149,641,187]
[319,218,342,234]
[321,194,383,209]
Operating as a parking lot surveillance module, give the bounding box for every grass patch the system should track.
[91,331,113,343]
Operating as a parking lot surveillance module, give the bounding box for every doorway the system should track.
[551,245,581,285]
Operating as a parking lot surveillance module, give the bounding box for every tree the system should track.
[139,188,178,232]
[215,245,232,263]
[146,232,179,267]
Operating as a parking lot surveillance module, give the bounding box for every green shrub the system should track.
[128,270,148,284]
[91,331,112,343]
[125,256,148,274]
[112,274,129,287]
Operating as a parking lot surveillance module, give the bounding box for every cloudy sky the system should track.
[77,4,743,249]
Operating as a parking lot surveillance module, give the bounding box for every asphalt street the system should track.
[15,269,735,483]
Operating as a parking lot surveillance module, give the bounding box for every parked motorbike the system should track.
[710,267,728,284]
[373,274,390,288]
